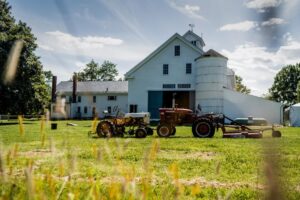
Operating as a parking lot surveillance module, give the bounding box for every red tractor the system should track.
[156,107,220,138]
[156,107,281,138]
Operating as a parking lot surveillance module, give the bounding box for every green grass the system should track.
[0,120,300,199]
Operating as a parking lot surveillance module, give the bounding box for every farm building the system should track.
[51,80,128,119]
[51,30,283,124]
[124,30,283,124]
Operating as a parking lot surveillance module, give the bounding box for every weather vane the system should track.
[189,24,195,32]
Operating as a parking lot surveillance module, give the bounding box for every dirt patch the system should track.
[159,150,216,160]
[18,149,63,158]
[179,177,265,190]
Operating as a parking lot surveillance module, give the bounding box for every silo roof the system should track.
[195,49,228,60]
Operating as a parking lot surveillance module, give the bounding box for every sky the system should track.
[7,0,300,96]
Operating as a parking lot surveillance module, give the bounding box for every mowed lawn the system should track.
[0,120,300,199]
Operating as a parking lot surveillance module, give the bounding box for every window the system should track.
[130,104,138,113]
[78,96,81,103]
[174,45,180,56]
[108,96,117,101]
[191,41,197,46]
[107,106,111,113]
[69,96,72,103]
[84,106,88,114]
[163,84,176,89]
[178,84,191,88]
[186,63,192,74]
[77,106,81,113]
[93,96,96,103]
[163,64,169,75]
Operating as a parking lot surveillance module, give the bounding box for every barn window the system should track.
[108,96,117,101]
[163,64,169,75]
[186,63,192,74]
[174,45,180,56]
[163,84,176,89]
[130,105,138,113]
[178,84,191,88]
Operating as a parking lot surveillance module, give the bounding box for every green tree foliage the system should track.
[0,0,49,114]
[235,75,251,94]
[269,63,300,105]
[99,60,118,81]
[297,81,300,103]
[76,60,118,81]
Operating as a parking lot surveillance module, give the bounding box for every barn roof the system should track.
[56,81,128,94]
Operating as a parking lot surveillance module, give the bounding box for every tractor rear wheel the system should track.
[157,123,172,137]
[192,118,215,138]
[135,128,147,138]
[97,121,115,138]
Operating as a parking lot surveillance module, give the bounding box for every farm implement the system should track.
[156,107,281,138]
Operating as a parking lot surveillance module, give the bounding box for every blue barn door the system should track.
[148,91,163,119]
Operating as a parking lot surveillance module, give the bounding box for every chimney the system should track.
[51,76,57,103]
[72,74,77,103]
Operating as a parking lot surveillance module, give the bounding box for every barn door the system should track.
[148,91,163,119]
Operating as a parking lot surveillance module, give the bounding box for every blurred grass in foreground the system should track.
[0,120,299,199]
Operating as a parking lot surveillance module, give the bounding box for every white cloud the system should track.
[220,21,258,32]
[37,31,150,61]
[37,30,155,81]
[246,0,282,11]
[221,33,300,96]
[167,0,204,20]
[261,18,286,26]
[184,4,200,12]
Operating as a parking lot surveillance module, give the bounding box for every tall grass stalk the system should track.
[18,115,24,136]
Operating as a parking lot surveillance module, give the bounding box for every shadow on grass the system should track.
[0,122,34,126]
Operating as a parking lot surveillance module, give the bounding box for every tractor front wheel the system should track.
[135,128,147,138]
[171,126,176,135]
[145,127,154,135]
[192,118,215,138]
[157,123,172,137]
[97,121,115,138]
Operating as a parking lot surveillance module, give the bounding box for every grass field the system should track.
[0,119,300,199]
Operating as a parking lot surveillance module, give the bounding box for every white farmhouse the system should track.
[51,81,128,119]
[125,30,283,124]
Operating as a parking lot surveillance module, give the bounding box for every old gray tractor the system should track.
[96,108,153,138]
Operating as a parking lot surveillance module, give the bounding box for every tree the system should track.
[0,0,49,114]
[269,63,300,105]
[75,60,118,81]
[235,75,251,94]
[99,60,118,81]
[297,81,300,103]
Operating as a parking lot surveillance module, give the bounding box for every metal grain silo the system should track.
[195,49,228,114]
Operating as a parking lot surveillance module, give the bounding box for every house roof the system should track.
[195,49,228,60]
[56,81,128,94]
[125,33,204,78]
[182,30,205,47]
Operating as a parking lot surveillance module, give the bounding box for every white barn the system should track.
[51,81,128,119]
[125,30,283,124]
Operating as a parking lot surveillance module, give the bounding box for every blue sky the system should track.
[8,0,300,96]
